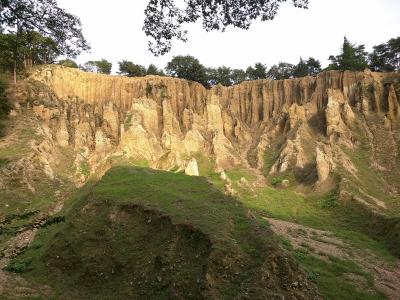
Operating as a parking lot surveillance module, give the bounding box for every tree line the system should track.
[0,0,399,88]
[1,1,399,87]
[65,36,399,88]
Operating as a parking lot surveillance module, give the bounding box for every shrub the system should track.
[146,83,153,97]
[5,258,32,273]
[322,192,339,209]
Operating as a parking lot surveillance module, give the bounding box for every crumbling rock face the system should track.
[14,67,400,191]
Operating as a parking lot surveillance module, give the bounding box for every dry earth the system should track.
[266,217,400,300]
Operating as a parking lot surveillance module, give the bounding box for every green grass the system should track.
[294,250,383,300]
[0,124,40,160]
[221,182,397,263]
[225,167,257,182]
[14,166,296,299]
[79,160,90,177]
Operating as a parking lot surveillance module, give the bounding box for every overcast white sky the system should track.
[57,0,400,73]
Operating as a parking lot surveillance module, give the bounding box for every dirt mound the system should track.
[44,203,212,299]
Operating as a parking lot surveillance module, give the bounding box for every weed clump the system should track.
[5,258,32,273]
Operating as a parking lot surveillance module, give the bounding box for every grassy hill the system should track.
[9,166,318,299]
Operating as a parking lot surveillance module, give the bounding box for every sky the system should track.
[56,0,400,73]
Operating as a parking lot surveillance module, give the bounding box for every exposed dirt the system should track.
[266,217,400,300]
[0,200,65,298]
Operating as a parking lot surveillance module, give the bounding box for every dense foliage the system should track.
[368,37,400,72]
[83,59,113,74]
[58,59,78,68]
[0,0,90,81]
[118,60,164,77]
[166,55,209,87]
[143,0,309,55]
[327,37,368,71]
[163,56,322,87]
[160,36,399,87]
[0,78,10,119]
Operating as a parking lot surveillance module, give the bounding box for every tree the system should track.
[166,55,209,87]
[0,79,11,120]
[58,59,78,68]
[0,0,90,82]
[306,57,322,76]
[293,58,308,78]
[387,37,400,71]
[267,62,294,80]
[20,31,59,68]
[246,63,267,80]
[118,60,146,77]
[369,37,400,72]
[94,59,112,74]
[369,44,393,72]
[143,0,309,56]
[0,32,15,72]
[208,66,234,86]
[231,69,247,85]
[328,37,367,71]
[0,31,59,73]
[293,57,322,77]
[146,63,164,76]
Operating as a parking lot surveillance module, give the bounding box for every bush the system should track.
[271,176,284,186]
[0,83,11,119]
[146,83,153,97]
[42,215,65,227]
[5,258,32,273]
[307,270,319,283]
[80,161,90,177]
[322,192,338,209]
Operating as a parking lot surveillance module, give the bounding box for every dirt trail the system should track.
[266,217,400,300]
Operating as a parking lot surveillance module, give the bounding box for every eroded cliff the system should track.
[8,66,400,215]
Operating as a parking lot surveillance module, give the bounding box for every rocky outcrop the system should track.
[184,158,199,176]
[10,67,400,199]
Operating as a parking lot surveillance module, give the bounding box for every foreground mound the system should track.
[15,167,319,299]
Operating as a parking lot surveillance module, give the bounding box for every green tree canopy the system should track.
[0,77,11,120]
[328,37,368,71]
[293,57,322,77]
[118,61,147,77]
[166,55,209,87]
[0,0,90,82]
[0,32,14,72]
[267,62,294,80]
[306,57,322,76]
[208,66,233,86]
[143,0,308,56]
[0,31,59,73]
[293,58,308,78]
[146,64,165,76]
[369,37,400,72]
[93,59,112,74]
[58,59,78,68]
[246,63,267,80]
[231,69,247,85]
[84,60,112,74]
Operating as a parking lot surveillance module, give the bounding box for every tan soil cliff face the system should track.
[12,66,400,207]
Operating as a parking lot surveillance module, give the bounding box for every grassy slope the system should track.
[13,166,306,299]
[200,156,394,300]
